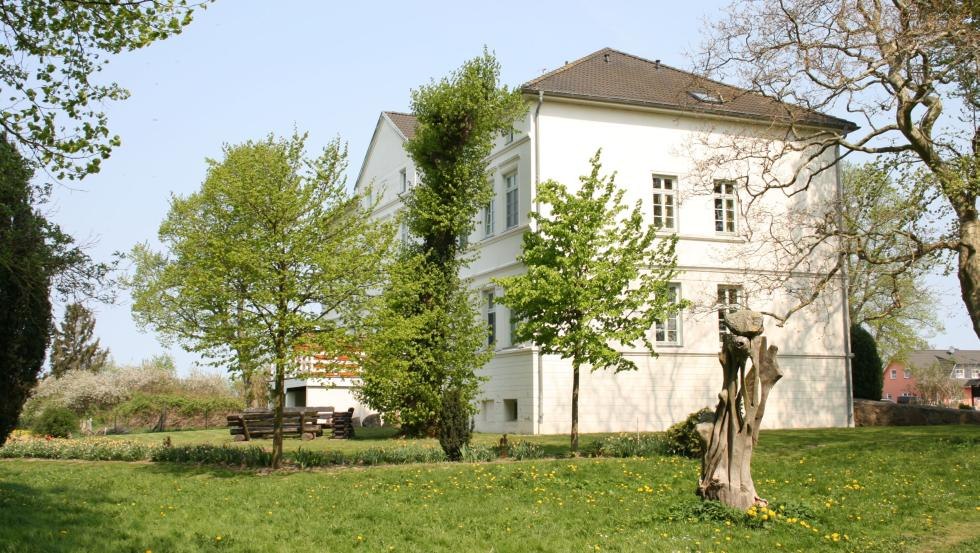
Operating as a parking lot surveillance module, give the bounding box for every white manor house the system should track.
[286,48,856,434]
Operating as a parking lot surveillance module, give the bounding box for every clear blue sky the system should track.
[47,0,978,374]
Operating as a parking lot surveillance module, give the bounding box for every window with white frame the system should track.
[651,175,677,231]
[717,285,741,342]
[890,369,897,379]
[885,393,892,400]
[904,369,911,379]
[953,367,965,378]
[504,171,518,229]
[655,283,682,345]
[713,180,737,233]
[399,168,408,193]
[483,198,495,238]
[484,290,496,346]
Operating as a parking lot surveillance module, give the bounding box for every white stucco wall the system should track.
[343,97,850,435]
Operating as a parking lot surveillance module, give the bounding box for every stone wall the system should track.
[854,399,980,426]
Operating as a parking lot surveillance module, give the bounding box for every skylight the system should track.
[689,90,724,104]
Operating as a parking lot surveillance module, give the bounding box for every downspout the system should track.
[835,144,855,427]
[534,90,544,432]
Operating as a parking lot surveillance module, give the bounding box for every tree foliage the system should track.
[850,324,884,400]
[0,138,52,445]
[129,132,392,467]
[0,0,206,181]
[359,50,526,447]
[842,162,944,362]
[696,0,980,337]
[49,302,110,377]
[495,151,683,451]
[912,360,964,406]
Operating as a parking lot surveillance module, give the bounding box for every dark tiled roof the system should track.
[903,349,980,370]
[383,111,417,140]
[521,48,856,131]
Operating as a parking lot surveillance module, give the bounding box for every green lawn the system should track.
[1,426,978,552]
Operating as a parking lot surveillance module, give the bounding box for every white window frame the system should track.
[483,198,495,238]
[953,367,965,378]
[890,369,897,380]
[713,180,738,234]
[484,289,496,347]
[655,283,682,345]
[504,171,519,229]
[651,175,678,231]
[717,285,742,342]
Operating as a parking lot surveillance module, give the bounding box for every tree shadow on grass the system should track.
[0,478,116,553]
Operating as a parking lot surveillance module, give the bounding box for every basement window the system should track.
[689,90,723,104]
[503,399,518,422]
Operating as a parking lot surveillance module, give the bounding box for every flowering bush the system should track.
[0,435,152,461]
[508,440,544,460]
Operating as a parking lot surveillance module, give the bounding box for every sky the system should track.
[46,0,979,375]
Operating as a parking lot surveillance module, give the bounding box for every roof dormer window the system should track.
[689,90,723,104]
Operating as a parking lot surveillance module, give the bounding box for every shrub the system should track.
[437,387,472,461]
[461,444,496,462]
[664,408,712,458]
[850,325,884,400]
[958,403,974,410]
[33,406,78,438]
[508,440,544,460]
[585,433,667,458]
[150,444,272,467]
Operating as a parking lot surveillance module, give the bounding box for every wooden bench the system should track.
[331,408,356,439]
[227,407,334,441]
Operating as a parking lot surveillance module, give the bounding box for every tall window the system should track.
[483,197,495,237]
[504,172,519,229]
[655,283,681,344]
[651,175,677,231]
[890,369,897,379]
[717,285,741,342]
[399,168,408,193]
[713,180,737,233]
[485,290,496,346]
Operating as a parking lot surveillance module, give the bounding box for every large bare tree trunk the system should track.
[697,310,782,510]
[957,215,980,339]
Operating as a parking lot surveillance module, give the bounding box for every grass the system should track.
[1,425,978,552]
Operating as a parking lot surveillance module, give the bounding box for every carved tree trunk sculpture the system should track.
[697,310,782,510]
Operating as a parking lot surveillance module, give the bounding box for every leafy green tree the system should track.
[496,151,683,452]
[849,324,884,401]
[129,133,393,468]
[842,162,944,363]
[0,1,205,181]
[0,139,53,445]
[49,303,110,377]
[359,50,526,447]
